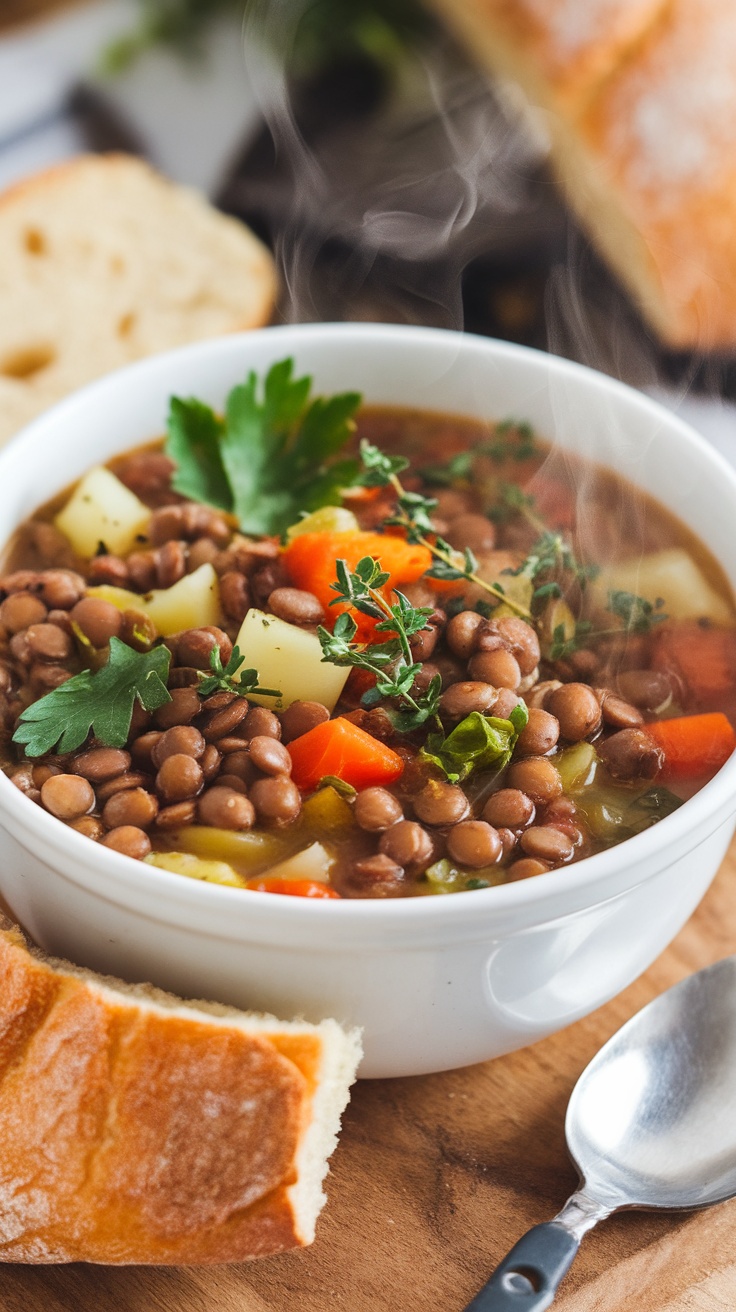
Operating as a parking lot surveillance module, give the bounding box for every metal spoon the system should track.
[463,955,736,1310]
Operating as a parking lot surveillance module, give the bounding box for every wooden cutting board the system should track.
[3,844,736,1312]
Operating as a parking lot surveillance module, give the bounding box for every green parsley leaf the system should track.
[165,359,362,537]
[13,638,172,758]
[420,705,529,784]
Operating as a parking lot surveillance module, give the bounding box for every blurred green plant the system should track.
[102,0,431,75]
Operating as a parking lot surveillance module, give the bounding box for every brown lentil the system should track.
[344,854,406,898]
[446,820,503,868]
[72,747,131,782]
[156,754,204,803]
[468,648,521,690]
[177,626,232,671]
[546,683,602,741]
[40,774,94,821]
[445,609,484,660]
[354,787,404,832]
[197,787,256,830]
[202,698,250,741]
[507,756,563,805]
[268,587,324,626]
[482,788,535,829]
[248,735,292,776]
[102,788,159,830]
[413,780,470,826]
[155,800,197,829]
[217,773,249,794]
[279,700,330,743]
[519,826,576,864]
[445,513,496,553]
[514,708,560,757]
[506,858,551,881]
[151,725,205,768]
[69,816,105,840]
[130,730,163,765]
[219,571,251,623]
[102,826,152,859]
[95,771,151,803]
[154,686,201,728]
[615,669,674,712]
[69,597,122,648]
[250,776,302,824]
[0,592,47,632]
[439,681,498,721]
[379,820,434,868]
[200,744,222,782]
[597,729,664,781]
[36,570,85,610]
[598,692,644,730]
[242,706,282,741]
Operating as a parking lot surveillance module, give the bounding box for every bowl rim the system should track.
[2,321,736,928]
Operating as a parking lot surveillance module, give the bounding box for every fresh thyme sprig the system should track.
[548,591,668,661]
[197,645,282,700]
[359,441,533,620]
[420,418,538,485]
[506,530,599,597]
[316,556,443,733]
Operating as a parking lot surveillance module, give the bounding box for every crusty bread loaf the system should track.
[0,154,277,444]
[0,916,361,1264]
[426,0,736,351]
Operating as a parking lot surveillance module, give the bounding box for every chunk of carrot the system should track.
[647,712,736,781]
[652,621,736,704]
[288,716,405,792]
[282,530,432,627]
[245,877,341,898]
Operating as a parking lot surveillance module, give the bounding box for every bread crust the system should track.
[0,919,360,1264]
[426,0,736,350]
[0,154,277,444]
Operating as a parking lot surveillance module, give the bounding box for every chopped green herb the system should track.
[420,704,529,784]
[197,645,282,701]
[420,418,538,484]
[607,590,667,634]
[318,775,358,799]
[13,638,172,758]
[166,358,362,537]
[316,556,442,733]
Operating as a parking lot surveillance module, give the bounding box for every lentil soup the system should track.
[2,360,735,899]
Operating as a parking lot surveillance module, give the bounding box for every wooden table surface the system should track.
[3,844,736,1312]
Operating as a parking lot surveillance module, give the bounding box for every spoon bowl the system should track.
[464,955,736,1310]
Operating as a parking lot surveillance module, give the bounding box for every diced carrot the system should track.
[647,712,736,781]
[282,530,432,631]
[246,877,341,899]
[288,716,405,792]
[652,621,736,704]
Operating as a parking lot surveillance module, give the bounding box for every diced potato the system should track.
[146,852,243,887]
[144,564,220,635]
[286,506,359,541]
[264,841,334,883]
[234,607,350,711]
[163,825,288,872]
[555,742,598,793]
[55,467,150,558]
[595,549,734,626]
[88,563,221,637]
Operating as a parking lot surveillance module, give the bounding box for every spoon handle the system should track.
[460,1222,580,1311]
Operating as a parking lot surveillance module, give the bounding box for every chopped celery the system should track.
[555,742,598,793]
[300,785,354,835]
[424,858,505,895]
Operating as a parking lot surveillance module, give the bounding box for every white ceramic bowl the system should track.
[0,325,735,1078]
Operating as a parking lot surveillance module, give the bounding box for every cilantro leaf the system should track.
[420,705,529,783]
[164,359,362,537]
[13,639,172,758]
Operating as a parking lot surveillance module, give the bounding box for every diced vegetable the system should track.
[288,717,404,792]
[146,852,243,886]
[286,506,359,541]
[162,825,287,871]
[652,621,736,703]
[282,530,432,619]
[647,713,736,781]
[596,549,734,625]
[55,466,150,559]
[89,563,220,637]
[245,877,341,898]
[263,841,334,883]
[234,607,350,711]
[555,742,598,793]
[299,785,354,834]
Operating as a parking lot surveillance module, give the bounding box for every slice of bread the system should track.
[0,916,361,1264]
[427,0,736,351]
[0,154,277,445]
